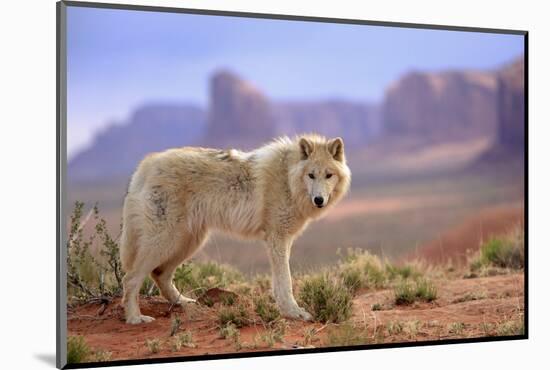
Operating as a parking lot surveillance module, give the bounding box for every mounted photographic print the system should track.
[57,1,528,368]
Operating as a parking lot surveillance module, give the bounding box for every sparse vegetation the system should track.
[67,336,91,364]
[218,303,250,328]
[448,322,466,335]
[386,320,404,335]
[67,202,124,301]
[298,274,352,323]
[405,320,422,339]
[170,315,182,336]
[394,278,437,305]
[219,323,242,350]
[497,319,524,336]
[145,338,161,354]
[173,330,195,349]
[469,228,524,274]
[327,322,370,346]
[452,291,487,303]
[260,319,288,347]
[66,202,525,360]
[254,294,281,324]
[173,261,244,298]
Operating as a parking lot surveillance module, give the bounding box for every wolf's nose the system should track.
[314,196,324,206]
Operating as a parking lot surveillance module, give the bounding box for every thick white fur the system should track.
[120,134,351,324]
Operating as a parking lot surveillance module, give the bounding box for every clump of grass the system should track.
[254,294,281,324]
[371,303,383,311]
[448,322,466,335]
[336,248,423,293]
[480,322,495,336]
[172,330,195,350]
[405,320,422,339]
[470,228,524,273]
[327,322,370,346]
[394,279,437,305]
[480,236,524,269]
[173,261,244,299]
[67,336,91,364]
[340,266,363,294]
[218,303,250,328]
[260,319,288,347]
[219,323,242,350]
[92,349,112,362]
[386,320,404,335]
[452,291,487,304]
[497,319,524,336]
[145,339,161,354]
[169,314,182,336]
[385,264,419,280]
[302,327,317,346]
[298,274,352,323]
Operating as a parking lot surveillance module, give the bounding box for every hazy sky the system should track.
[67,6,524,158]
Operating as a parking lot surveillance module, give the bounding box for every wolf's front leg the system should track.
[266,239,313,321]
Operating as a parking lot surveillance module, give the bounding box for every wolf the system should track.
[120,134,351,324]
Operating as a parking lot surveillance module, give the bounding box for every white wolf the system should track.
[120,134,351,324]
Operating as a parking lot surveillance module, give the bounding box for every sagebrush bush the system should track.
[336,248,421,293]
[67,336,91,364]
[254,294,281,324]
[298,274,352,323]
[394,278,437,305]
[480,235,524,269]
[173,261,244,298]
[218,303,250,328]
[67,202,123,300]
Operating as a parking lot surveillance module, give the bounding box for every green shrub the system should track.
[67,202,123,300]
[298,274,352,323]
[254,294,281,324]
[394,279,437,305]
[218,303,250,328]
[480,236,524,269]
[174,261,244,298]
[67,336,91,364]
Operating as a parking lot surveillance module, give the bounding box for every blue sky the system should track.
[67,6,524,157]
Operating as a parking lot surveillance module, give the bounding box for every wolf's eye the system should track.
[308,173,315,179]
[326,173,333,179]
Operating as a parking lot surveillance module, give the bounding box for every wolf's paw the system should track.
[282,306,313,322]
[173,296,197,305]
[126,314,155,324]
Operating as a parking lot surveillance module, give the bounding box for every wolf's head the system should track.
[289,135,351,213]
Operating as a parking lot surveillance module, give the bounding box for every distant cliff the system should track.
[204,71,276,148]
[382,70,498,143]
[68,104,206,182]
[497,57,525,154]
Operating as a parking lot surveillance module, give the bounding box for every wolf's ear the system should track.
[328,137,344,161]
[299,137,314,160]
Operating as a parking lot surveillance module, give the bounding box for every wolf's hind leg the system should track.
[152,229,208,304]
[151,263,196,305]
[122,269,155,324]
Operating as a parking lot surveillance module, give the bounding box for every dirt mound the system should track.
[412,205,523,265]
[67,273,524,363]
